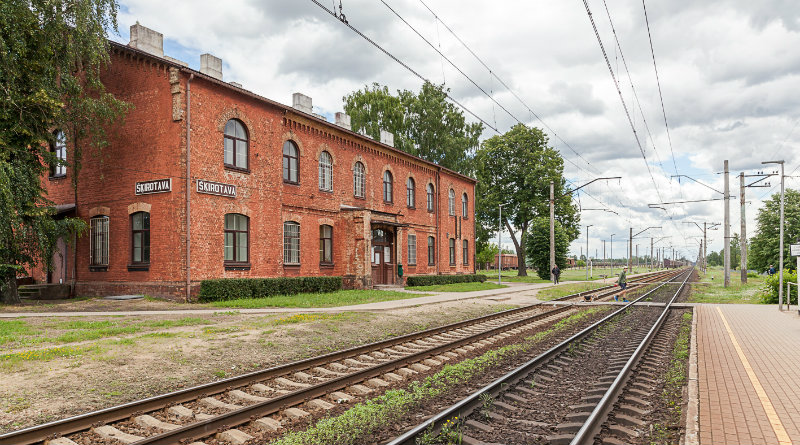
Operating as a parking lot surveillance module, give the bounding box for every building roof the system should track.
[108,41,478,184]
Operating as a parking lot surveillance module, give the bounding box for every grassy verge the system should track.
[270,307,608,445]
[535,282,607,301]
[689,267,764,304]
[208,289,431,309]
[406,282,507,292]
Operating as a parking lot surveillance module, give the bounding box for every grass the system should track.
[689,266,765,304]
[208,289,431,309]
[0,345,100,367]
[536,282,607,301]
[479,267,670,283]
[406,282,507,292]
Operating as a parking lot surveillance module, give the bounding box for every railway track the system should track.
[0,269,681,445]
[386,268,691,445]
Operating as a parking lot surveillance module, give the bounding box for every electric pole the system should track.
[585,225,593,280]
[724,160,731,288]
[762,160,785,309]
[550,181,555,282]
[650,237,654,271]
[740,172,747,283]
[628,227,633,271]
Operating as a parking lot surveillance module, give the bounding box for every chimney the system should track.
[200,53,223,80]
[292,93,312,114]
[335,112,351,131]
[129,23,164,57]
[380,130,394,147]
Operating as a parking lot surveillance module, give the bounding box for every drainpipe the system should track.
[185,73,193,302]
[436,168,441,275]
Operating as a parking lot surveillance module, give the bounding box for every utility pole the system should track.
[636,244,639,270]
[610,234,615,279]
[650,237,654,271]
[549,181,555,283]
[585,225,593,280]
[740,172,747,283]
[703,223,707,274]
[497,204,503,284]
[762,160,785,309]
[628,227,633,271]
[724,160,731,288]
[603,240,606,274]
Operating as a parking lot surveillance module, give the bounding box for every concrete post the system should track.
[550,181,555,282]
[740,172,747,283]
[724,160,731,288]
[628,227,633,271]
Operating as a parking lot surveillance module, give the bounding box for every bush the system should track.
[198,276,342,302]
[759,270,798,304]
[747,271,758,278]
[405,274,487,287]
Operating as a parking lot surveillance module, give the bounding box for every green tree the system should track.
[476,243,499,270]
[729,233,741,270]
[0,0,125,303]
[748,189,800,273]
[343,82,483,175]
[706,250,722,267]
[475,124,580,276]
[527,217,570,279]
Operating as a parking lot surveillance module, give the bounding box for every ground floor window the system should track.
[463,239,469,265]
[320,224,333,264]
[408,234,417,265]
[428,236,435,266]
[131,212,150,264]
[90,216,109,267]
[449,238,456,265]
[284,221,300,264]
[224,213,249,263]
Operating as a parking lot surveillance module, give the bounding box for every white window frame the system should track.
[319,151,333,191]
[354,162,365,198]
[283,221,301,264]
[448,189,455,216]
[408,234,417,265]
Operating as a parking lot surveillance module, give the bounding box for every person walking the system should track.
[552,265,561,285]
[618,266,628,290]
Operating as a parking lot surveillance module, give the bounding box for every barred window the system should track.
[319,151,332,191]
[383,171,393,203]
[448,189,455,216]
[224,213,249,263]
[462,193,468,218]
[463,239,469,265]
[408,234,417,265]
[50,130,67,177]
[131,212,150,264]
[428,236,435,266]
[283,141,299,183]
[90,216,109,267]
[353,162,365,198]
[224,119,248,170]
[284,221,300,264]
[320,224,333,264]
[449,238,456,265]
[406,177,415,208]
[427,184,435,212]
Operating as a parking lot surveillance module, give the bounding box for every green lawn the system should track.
[209,289,431,309]
[405,282,507,292]
[535,282,607,301]
[688,266,765,304]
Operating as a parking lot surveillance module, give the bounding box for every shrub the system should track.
[198,276,342,302]
[405,274,487,287]
[759,269,798,304]
[747,271,758,278]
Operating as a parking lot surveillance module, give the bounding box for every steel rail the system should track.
[569,268,692,445]
[384,268,689,445]
[0,269,671,445]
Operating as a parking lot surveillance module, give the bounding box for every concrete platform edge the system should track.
[684,305,700,445]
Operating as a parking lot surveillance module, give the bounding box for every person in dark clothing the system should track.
[552,265,561,285]
[618,267,628,290]
[768,265,776,276]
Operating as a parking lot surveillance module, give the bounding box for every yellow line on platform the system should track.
[716,306,792,445]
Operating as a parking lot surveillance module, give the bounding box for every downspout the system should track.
[436,168,441,275]
[185,73,194,302]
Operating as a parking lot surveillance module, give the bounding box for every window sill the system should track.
[224,165,250,174]
[224,263,251,271]
[407,206,416,210]
[283,181,300,186]
[283,263,301,269]
[319,189,333,194]
[127,264,150,272]
[320,262,335,269]
[89,266,108,272]
[48,175,67,181]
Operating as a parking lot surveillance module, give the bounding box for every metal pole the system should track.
[611,234,615,279]
[636,244,639,271]
[498,204,502,284]
[740,172,747,283]
[628,227,633,271]
[724,160,730,288]
[703,222,707,274]
[550,181,555,282]
[779,162,785,309]
[650,237,654,271]
[586,225,592,280]
[603,240,606,275]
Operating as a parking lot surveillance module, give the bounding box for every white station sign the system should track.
[791,244,800,257]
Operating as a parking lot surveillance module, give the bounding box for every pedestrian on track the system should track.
[614,266,628,301]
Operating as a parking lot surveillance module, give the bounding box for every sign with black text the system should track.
[135,178,171,195]
[791,244,800,257]
[197,179,236,198]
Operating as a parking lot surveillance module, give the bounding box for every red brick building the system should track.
[36,25,476,301]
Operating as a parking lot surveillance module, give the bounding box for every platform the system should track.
[694,304,800,445]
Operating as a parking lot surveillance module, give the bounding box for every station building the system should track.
[36,24,476,301]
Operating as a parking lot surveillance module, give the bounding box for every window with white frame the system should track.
[224,119,248,170]
[462,193,468,218]
[448,189,455,216]
[427,183,435,212]
[284,221,300,264]
[50,130,67,177]
[408,234,417,265]
[90,216,109,267]
[319,151,332,191]
[353,162,365,198]
[320,224,333,264]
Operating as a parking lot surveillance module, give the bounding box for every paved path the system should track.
[695,304,800,445]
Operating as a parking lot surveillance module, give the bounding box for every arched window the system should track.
[50,130,67,177]
[448,189,455,216]
[427,184,435,212]
[406,177,415,208]
[428,236,435,266]
[320,224,333,264]
[224,214,249,264]
[283,140,299,184]
[462,193,468,218]
[318,151,332,191]
[224,119,248,170]
[383,171,393,203]
[131,212,150,265]
[353,162,365,198]
[284,221,300,264]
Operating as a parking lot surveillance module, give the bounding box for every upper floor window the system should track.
[427,184,435,212]
[408,234,417,265]
[283,140,299,184]
[224,213,249,264]
[320,224,333,264]
[383,171,393,203]
[463,239,469,265]
[131,212,150,265]
[428,236,436,266]
[284,221,300,264]
[353,162,365,198]
[224,119,248,170]
[90,216,109,267]
[50,130,67,177]
[448,189,455,216]
[319,151,332,191]
[462,193,468,218]
[406,177,415,208]
[449,238,456,265]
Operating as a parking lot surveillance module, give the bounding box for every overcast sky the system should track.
[112,0,800,264]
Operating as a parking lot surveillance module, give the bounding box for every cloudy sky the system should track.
[111,0,800,263]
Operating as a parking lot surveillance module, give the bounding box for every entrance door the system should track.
[371,228,394,285]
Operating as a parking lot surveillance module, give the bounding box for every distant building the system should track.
[494,254,518,270]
